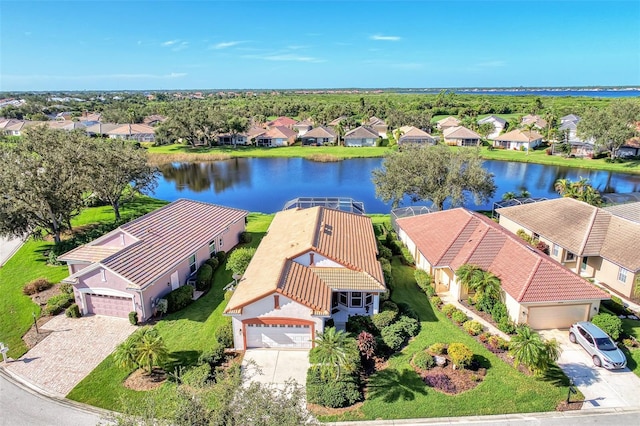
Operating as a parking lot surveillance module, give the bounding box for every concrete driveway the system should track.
[542,329,640,409]
[242,349,310,389]
[3,314,134,397]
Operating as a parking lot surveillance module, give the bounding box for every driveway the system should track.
[242,349,309,389]
[3,314,134,397]
[542,329,640,409]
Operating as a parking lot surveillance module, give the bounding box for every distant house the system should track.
[497,197,640,300]
[366,116,388,138]
[58,200,248,321]
[328,116,347,127]
[266,116,297,129]
[442,126,481,146]
[85,122,120,137]
[224,206,386,349]
[293,120,313,136]
[301,126,337,146]
[218,132,249,146]
[436,116,461,131]
[46,121,88,131]
[143,114,167,126]
[521,114,547,129]
[397,208,609,329]
[344,125,379,147]
[477,115,506,140]
[557,114,596,157]
[397,126,436,146]
[255,126,297,147]
[0,119,39,136]
[620,138,640,157]
[493,129,543,151]
[79,112,102,122]
[105,123,155,142]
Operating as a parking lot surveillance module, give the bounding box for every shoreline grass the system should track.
[147,143,640,175]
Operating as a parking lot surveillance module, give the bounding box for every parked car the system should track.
[569,321,627,369]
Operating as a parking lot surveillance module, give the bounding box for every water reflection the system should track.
[153,158,640,213]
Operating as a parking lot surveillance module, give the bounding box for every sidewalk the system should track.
[0,236,24,267]
[438,293,511,340]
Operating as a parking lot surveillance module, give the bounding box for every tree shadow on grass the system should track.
[165,350,201,370]
[366,368,428,403]
[540,363,572,387]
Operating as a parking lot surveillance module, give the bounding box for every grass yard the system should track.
[0,196,167,359]
[619,318,640,377]
[67,218,271,411]
[318,258,570,421]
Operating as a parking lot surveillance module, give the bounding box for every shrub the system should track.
[199,343,225,367]
[516,229,533,244]
[385,232,401,255]
[65,303,81,318]
[397,302,419,320]
[372,310,397,331]
[428,342,447,355]
[22,278,53,295]
[196,264,213,291]
[381,300,399,314]
[346,315,374,335]
[451,310,468,325]
[128,311,138,325]
[425,373,457,393]
[165,285,194,313]
[448,343,473,369]
[181,363,212,388]
[226,247,256,276]
[592,313,623,341]
[205,256,220,271]
[430,295,443,308]
[497,317,516,335]
[414,270,432,291]
[487,335,509,351]
[463,320,483,336]
[357,331,377,360]
[216,250,226,264]
[395,315,420,337]
[45,293,74,315]
[602,297,628,316]
[491,302,508,323]
[441,304,457,318]
[400,247,415,266]
[413,351,435,370]
[306,366,362,408]
[59,283,74,295]
[238,231,252,244]
[47,250,62,266]
[475,293,496,314]
[380,257,393,287]
[216,320,234,348]
[478,332,490,343]
[535,240,550,255]
[377,244,393,261]
[381,323,407,352]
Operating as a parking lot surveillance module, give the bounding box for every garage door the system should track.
[246,324,312,349]
[527,304,590,330]
[85,293,133,318]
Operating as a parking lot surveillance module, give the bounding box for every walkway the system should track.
[242,349,309,390]
[0,236,23,267]
[438,293,511,340]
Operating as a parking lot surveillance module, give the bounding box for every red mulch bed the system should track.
[411,354,484,395]
[123,368,167,391]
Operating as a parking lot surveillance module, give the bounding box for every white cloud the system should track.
[172,41,189,52]
[162,40,179,46]
[212,41,245,49]
[371,35,401,41]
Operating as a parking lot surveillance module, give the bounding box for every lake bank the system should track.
[147,143,640,175]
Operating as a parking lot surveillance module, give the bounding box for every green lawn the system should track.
[0,197,167,359]
[619,318,640,377]
[67,222,269,410]
[318,258,570,421]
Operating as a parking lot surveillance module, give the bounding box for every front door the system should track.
[170,271,179,290]
[581,257,588,273]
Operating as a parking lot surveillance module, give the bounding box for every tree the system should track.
[554,177,602,206]
[578,100,640,159]
[312,327,351,380]
[455,264,501,307]
[509,325,560,375]
[478,122,496,139]
[84,139,159,221]
[225,116,249,147]
[371,144,496,210]
[226,247,257,276]
[113,327,168,375]
[0,126,88,244]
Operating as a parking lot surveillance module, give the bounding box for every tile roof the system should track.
[225,207,385,315]
[399,126,435,140]
[478,115,507,126]
[498,198,640,271]
[60,200,248,288]
[261,125,297,139]
[301,126,336,139]
[397,209,609,303]
[328,116,347,126]
[603,202,640,224]
[106,123,155,135]
[267,116,296,127]
[521,114,547,128]
[494,129,544,143]
[437,116,461,126]
[344,125,379,139]
[443,126,481,140]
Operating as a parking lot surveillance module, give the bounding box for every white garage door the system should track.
[528,304,590,330]
[246,324,312,349]
[85,293,133,318]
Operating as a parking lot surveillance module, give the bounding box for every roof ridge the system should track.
[517,257,542,302]
[434,209,475,265]
[578,206,600,255]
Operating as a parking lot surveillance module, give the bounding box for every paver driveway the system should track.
[4,314,134,397]
[242,349,309,389]
[542,329,640,409]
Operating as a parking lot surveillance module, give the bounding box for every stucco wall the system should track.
[94,231,137,248]
[293,250,342,268]
[596,258,634,297]
[504,292,525,324]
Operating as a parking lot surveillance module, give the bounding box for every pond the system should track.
[154,158,640,213]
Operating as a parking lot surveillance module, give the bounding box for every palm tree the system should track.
[113,334,139,371]
[455,264,484,296]
[312,327,351,380]
[555,177,603,206]
[475,270,501,303]
[502,192,516,201]
[509,325,560,375]
[135,328,168,375]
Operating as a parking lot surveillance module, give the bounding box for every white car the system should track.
[569,321,627,370]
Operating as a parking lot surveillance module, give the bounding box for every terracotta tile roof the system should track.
[302,126,336,139]
[399,126,435,141]
[225,207,385,314]
[494,129,544,143]
[262,125,297,139]
[397,209,609,303]
[60,199,248,288]
[57,245,123,263]
[521,114,547,128]
[267,116,296,127]
[312,268,383,291]
[367,116,386,126]
[443,126,481,140]
[437,116,460,127]
[328,116,347,126]
[344,125,379,139]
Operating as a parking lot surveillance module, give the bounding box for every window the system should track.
[365,293,373,305]
[189,254,197,274]
[338,292,348,306]
[552,244,559,257]
[351,292,363,308]
[565,251,576,262]
[219,237,224,248]
[618,268,628,283]
[100,268,106,282]
[209,240,216,256]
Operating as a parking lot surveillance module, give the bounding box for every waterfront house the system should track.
[443,126,481,146]
[293,120,313,136]
[255,125,297,147]
[300,125,337,146]
[344,125,379,147]
[105,123,156,142]
[493,129,543,151]
[218,132,249,146]
[366,116,388,138]
[397,126,436,146]
[477,115,506,139]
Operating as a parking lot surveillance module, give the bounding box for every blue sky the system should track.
[1,0,639,91]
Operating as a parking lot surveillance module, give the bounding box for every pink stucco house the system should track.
[58,199,248,321]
